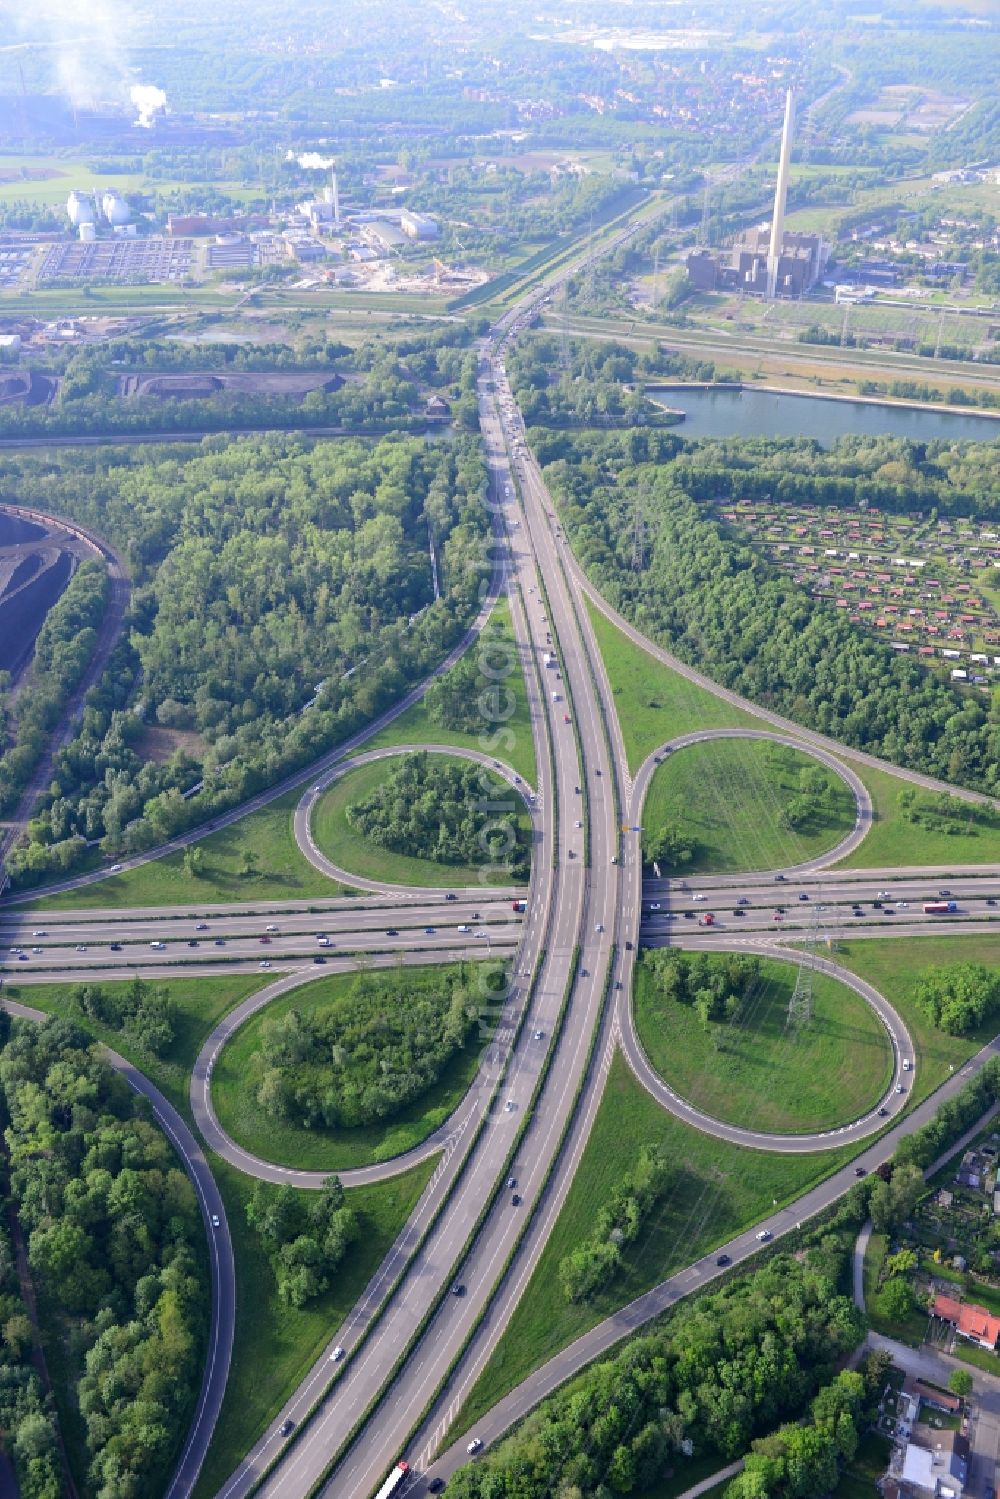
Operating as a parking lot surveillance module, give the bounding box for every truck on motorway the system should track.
[374,1463,409,1499]
[512,899,527,913]
[543,651,555,666]
[923,901,958,914]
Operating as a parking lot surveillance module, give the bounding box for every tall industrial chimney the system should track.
[331,171,341,226]
[766,88,795,299]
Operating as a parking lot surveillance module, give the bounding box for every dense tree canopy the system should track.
[5,429,490,887]
[0,1017,206,1498]
[913,963,1000,1037]
[345,752,529,878]
[541,430,1000,794]
[447,1245,864,1497]
[251,965,486,1130]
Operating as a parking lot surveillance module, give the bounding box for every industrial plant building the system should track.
[685,89,828,299]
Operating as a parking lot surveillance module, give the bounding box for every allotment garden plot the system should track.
[714,500,1000,686]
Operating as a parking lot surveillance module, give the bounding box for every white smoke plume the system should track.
[12,0,140,111]
[287,152,337,171]
[130,83,167,127]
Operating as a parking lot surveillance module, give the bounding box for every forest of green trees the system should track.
[244,1177,358,1308]
[0,1216,62,1499]
[0,560,109,819]
[538,426,1000,794]
[0,1016,206,1498]
[913,963,1000,1038]
[447,1231,865,1496]
[250,966,482,1131]
[345,752,529,878]
[5,430,490,887]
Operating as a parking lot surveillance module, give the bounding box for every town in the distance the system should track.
[0,2,999,1497]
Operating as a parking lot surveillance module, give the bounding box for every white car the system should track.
[457,925,471,933]
[211,1214,220,1228]
[467,1439,483,1455]
[504,1100,515,1113]
[76,944,87,952]
[649,903,661,911]
[693,894,706,902]
[574,820,582,829]
[313,785,322,793]
[330,1346,345,1362]
[533,1029,544,1040]
[474,930,488,939]
[31,930,45,938]
[110,864,122,873]
[756,1229,772,1242]
[595,923,604,932]
[260,960,272,970]
[896,901,908,909]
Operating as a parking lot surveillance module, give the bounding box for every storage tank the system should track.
[101,192,131,226]
[79,222,97,243]
[67,190,95,226]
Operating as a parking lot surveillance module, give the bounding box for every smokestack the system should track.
[767,88,795,299]
[331,171,341,226]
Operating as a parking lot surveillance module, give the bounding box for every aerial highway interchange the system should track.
[2,204,999,1499]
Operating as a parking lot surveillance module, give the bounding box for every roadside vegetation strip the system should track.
[640,736,858,875]
[632,953,894,1136]
[363,596,538,788]
[833,762,1000,870]
[450,1048,861,1445]
[832,935,1000,1111]
[583,596,759,772]
[240,941,549,1499]
[300,945,585,1499]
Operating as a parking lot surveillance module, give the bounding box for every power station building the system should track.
[686,88,827,299]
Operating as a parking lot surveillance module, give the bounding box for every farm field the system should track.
[210,962,497,1170]
[633,953,893,1134]
[642,736,857,874]
[715,498,1000,668]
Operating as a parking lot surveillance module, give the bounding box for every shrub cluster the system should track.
[558,1144,670,1303]
[245,1177,357,1308]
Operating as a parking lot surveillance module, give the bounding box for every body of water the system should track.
[651,386,1000,446]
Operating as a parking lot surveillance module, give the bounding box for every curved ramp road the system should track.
[618,939,913,1152]
[419,1011,1000,1493]
[0,998,232,1499]
[295,744,537,894]
[631,729,873,873]
[192,951,528,1191]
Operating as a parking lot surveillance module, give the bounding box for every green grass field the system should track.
[27,785,345,911]
[585,599,760,772]
[312,756,531,889]
[456,1051,854,1433]
[643,738,857,874]
[364,596,538,787]
[834,764,1000,869]
[3,973,267,1126]
[833,934,1000,1107]
[211,962,499,1170]
[192,1152,436,1499]
[633,955,893,1134]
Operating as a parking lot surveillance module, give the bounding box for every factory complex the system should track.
[0,173,455,292]
[686,89,829,299]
